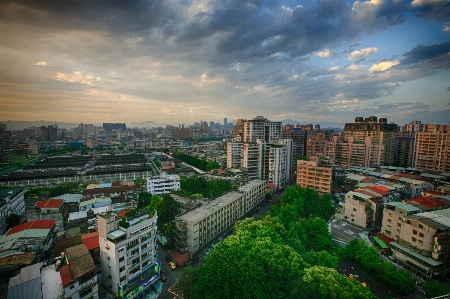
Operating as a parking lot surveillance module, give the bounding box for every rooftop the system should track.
[6,220,56,236]
[0,188,23,199]
[0,252,35,267]
[81,232,99,251]
[176,191,244,224]
[407,197,448,209]
[65,244,95,282]
[35,199,64,209]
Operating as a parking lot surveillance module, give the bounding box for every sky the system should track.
[0,0,449,127]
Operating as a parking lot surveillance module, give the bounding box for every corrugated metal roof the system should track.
[35,199,63,209]
[6,220,55,236]
[8,263,42,299]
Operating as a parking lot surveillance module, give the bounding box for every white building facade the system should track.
[0,188,25,234]
[147,172,180,195]
[98,210,159,299]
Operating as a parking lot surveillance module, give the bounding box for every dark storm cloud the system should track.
[0,0,177,34]
[401,42,450,65]
[412,1,450,22]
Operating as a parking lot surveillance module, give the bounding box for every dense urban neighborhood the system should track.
[0,116,449,299]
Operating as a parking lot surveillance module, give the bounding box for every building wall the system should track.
[297,160,332,194]
[0,189,25,234]
[414,128,450,172]
[226,142,243,168]
[147,174,180,195]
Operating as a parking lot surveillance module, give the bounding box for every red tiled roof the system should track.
[82,232,99,251]
[35,199,63,209]
[169,250,191,266]
[59,264,73,287]
[408,197,448,209]
[162,165,175,169]
[361,177,378,183]
[117,209,132,217]
[6,220,56,235]
[366,186,390,196]
[267,183,276,189]
[398,173,422,180]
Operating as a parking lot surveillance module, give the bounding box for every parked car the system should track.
[161,272,167,282]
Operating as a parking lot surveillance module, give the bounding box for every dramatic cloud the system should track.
[0,0,448,126]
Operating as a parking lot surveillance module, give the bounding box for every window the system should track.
[397,223,401,228]
[69,284,74,289]
[119,257,124,262]
[419,232,424,237]
[353,208,357,212]
[413,230,417,235]
[120,266,125,272]
[419,224,423,229]
[412,237,417,242]
[388,219,392,223]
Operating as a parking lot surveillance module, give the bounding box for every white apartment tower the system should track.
[243,116,282,143]
[98,210,159,299]
[226,142,243,168]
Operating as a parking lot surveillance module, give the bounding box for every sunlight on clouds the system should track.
[316,50,332,58]
[348,47,379,60]
[330,66,340,71]
[55,71,101,85]
[369,60,400,72]
[444,27,450,33]
[36,61,50,66]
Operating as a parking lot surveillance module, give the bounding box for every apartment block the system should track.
[0,188,25,234]
[98,209,159,298]
[344,185,392,229]
[382,202,450,278]
[327,136,384,168]
[344,116,397,166]
[147,172,180,195]
[238,179,267,214]
[173,191,245,254]
[226,142,243,168]
[242,116,282,143]
[297,158,333,194]
[60,244,98,299]
[413,124,450,172]
[394,132,415,168]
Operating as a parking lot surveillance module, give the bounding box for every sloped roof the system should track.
[35,199,63,209]
[408,197,448,209]
[59,264,73,287]
[0,253,35,267]
[81,232,99,251]
[65,244,95,281]
[6,220,56,236]
[117,209,132,217]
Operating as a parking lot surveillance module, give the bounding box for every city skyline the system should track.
[1,0,449,126]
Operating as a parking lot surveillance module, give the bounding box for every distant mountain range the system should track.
[129,120,164,128]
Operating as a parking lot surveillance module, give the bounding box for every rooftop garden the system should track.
[119,205,156,229]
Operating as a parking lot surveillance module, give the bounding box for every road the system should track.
[158,243,183,299]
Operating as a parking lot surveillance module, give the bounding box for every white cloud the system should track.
[336,98,360,104]
[411,0,450,7]
[36,61,50,66]
[316,50,332,58]
[444,27,450,33]
[369,60,400,72]
[55,71,101,85]
[330,66,340,71]
[348,47,379,60]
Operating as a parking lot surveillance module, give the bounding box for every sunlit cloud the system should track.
[36,61,50,66]
[55,71,101,85]
[369,60,400,72]
[316,50,332,58]
[411,0,450,6]
[348,47,379,60]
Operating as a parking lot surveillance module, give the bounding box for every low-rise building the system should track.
[60,244,98,299]
[147,172,180,195]
[0,188,25,234]
[27,199,68,235]
[0,220,57,258]
[98,208,159,299]
[238,179,266,214]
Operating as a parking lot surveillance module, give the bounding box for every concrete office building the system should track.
[413,124,450,172]
[147,172,180,195]
[226,142,243,168]
[344,116,397,166]
[98,209,159,299]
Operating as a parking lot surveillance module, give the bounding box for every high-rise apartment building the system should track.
[413,124,450,172]
[243,116,281,143]
[296,157,333,194]
[327,136,384,168]
[98,209,159,299]
[226,142,243,168]
[394,132,415,168]
[343,116,397,166]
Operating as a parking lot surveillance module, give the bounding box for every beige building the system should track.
[242,116,281,143]
[343,116,397,166]
[226,142,243,168]
[327,136,384,168]
[413,124,450,172]
[297,158,332,194]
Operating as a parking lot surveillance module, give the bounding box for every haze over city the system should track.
[1,0,449,126]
